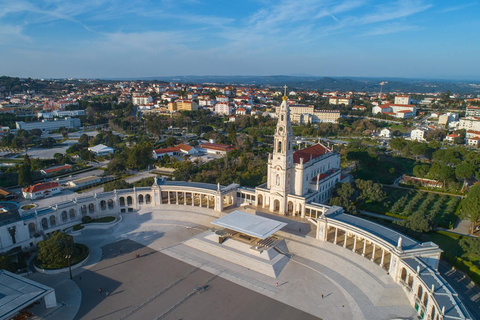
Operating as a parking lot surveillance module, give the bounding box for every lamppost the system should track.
[57,239,73,279]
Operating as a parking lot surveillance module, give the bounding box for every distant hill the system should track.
[130,75,480,94]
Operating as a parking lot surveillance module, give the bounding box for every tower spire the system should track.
[283,85,288,101]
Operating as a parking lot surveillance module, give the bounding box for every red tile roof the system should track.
[293,144,328,164]
[42,164,71,174]
[154,147,180,154]
[177,143,193,152]
[23,182,59,194]
[199,143,235,152]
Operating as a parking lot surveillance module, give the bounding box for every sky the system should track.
[0,0,479,80]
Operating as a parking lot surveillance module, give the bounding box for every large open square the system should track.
[74,239,319,320]
[58,205,418,320]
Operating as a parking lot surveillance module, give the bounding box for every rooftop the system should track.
[212,210,287,240]
[293,144,329,164]
[0,270,55,320]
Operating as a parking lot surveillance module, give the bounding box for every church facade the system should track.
[255,92,343,216]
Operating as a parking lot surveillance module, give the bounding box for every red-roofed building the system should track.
[293,144,328,164]
[22,182,61,200]
[445,134,460,143]
[198,143,235,155]
[40,164,72,176]
[152,147,180,159]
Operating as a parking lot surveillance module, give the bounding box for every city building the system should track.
[198,143,235,156]
[88,144,115,156]
[438,113,458,126]
[15,117,81,132]
[465,106,480,117]
[214,102,232,115]
[132,94,152,106]
[394,95,411,105]
[67,176,102,189]
[168,100,199,112]
[152,147,180,159]
[459,117,480,131]
[410,129,425,141]
[329,96,352,106]
[372,104,416,119]
[40,164,72,176]
[379,128,391,138]
[445,134,460,143]
[22,182,61,200]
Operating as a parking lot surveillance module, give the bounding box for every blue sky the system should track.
[0,0,479,79]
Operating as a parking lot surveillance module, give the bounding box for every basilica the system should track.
[254,92,344,215]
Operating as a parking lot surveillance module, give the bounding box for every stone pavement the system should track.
[26,205,418,320]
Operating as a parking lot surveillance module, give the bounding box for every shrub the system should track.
[81,216,92,223]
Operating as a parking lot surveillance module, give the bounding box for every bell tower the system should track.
[267,85,294,213]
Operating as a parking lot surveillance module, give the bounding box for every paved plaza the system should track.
[27,205,419,320]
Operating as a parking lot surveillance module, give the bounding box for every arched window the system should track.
[276,174,280,186]
[417,286,423,299]
[423,292,428,306]
[127,196,133,206]
[69,209,76,219]
[138,194,144,204]
[108,199,114,209]
[277,141,282,153]
[41,218,48,230]
[145,194,151,204]
[100,200,107,210]
[400,268,407,282]
[61,211,68,222]
[49,215,56,227]
[119,197,125,206]
[88,203,95,214]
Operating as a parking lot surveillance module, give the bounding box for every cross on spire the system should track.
[283,84,287,96]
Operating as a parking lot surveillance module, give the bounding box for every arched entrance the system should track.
[258,194,263,206]
[273,199,280,212]
[287,201,293,215]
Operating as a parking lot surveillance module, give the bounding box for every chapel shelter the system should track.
[211,210,287,249]
[0,270,56,320]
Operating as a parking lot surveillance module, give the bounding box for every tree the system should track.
[164,137,177,147]
[78,134,89,146]
[407,211,436,233]
[18,154,33,187]
[460,184,480,234]
[37,232,75,268]
[329,182,357,214]
[455,162,475,181]
[355,179,386,202]
[459,237,480,258]
[413,164,430,178]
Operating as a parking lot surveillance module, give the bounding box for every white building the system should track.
[16,117,81,132]
[394,95,411,105]
[132,95,152,106]
[37,110,85,119]
[379,128,391,138]
[22,182,61,200]
[88,144,115,156]
[373,104,416,119]
[329,96,352,106]
[459,117,480,131]
[215,103,232,115]
[410,129,425,141]
[255,92,343,215]
[438,113,458,126]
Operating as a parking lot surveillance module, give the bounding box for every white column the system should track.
[343,232,347,248]
[334,228,338,244]
[362,240,367,257]
[371,244,376,262]
[380,249,385,267]
[168,192,171,204]
[353,236,357,252]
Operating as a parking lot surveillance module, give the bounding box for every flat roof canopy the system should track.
[0,270,55,320]
[212,210,287,240]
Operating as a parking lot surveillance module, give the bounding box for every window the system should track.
[277,141,282,153]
